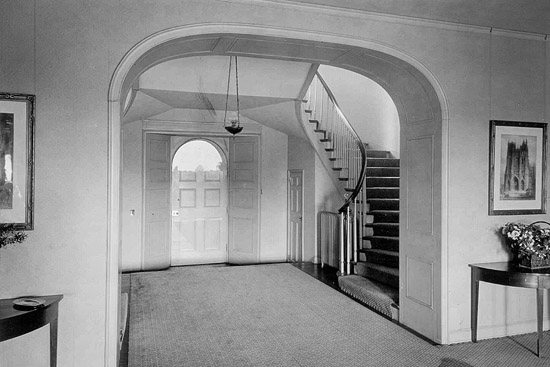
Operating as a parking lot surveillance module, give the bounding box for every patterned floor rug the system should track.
[129,263,550,367]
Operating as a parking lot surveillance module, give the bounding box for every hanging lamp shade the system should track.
[223,56,243,135]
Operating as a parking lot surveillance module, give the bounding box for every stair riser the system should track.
[370,211,399,223]
[366,188,399,199]
[366,150,391,158]
[363,237,399,252]
[368,200,399,211]
[366,226,399,237]
[363,251,399,268]
[367,158,400,167]
[366,177,399,187]
[366,167,399,177]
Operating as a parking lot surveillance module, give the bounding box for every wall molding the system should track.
[222,0,549,40]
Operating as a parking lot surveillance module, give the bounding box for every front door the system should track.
[171,138,228,265]
[287,170,303,262]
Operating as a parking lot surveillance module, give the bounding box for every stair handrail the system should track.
[313,72,367,213]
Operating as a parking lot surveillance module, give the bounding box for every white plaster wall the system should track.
[259,126,289,262]
[1,1,549,365]
[318,65,400,157]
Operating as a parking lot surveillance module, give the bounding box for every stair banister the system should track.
[313,73,367,212]
[314,73,367,276]
[301,72,368,276]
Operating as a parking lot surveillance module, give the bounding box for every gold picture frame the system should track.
[0,93,35,229]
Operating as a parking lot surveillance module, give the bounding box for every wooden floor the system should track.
[118,262,337,367]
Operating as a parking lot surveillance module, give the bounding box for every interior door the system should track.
[143,133,171,270]
[171,138,228,265]
[288,170,303,262]
[400,117,442,342]
[228,135,260,264]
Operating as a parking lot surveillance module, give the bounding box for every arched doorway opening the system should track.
[171,138,228,265]
[107,24,449,365]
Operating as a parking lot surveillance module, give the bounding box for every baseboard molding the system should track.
[448,318,550,344]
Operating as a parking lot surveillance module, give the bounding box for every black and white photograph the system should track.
[2,2,550,367]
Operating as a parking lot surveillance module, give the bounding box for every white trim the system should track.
[221,0,548,40]
[490,27,548,41]
[107,23,451,365]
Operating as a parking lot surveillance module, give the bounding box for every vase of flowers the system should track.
[0,225,27,250]
[501,221,550,269]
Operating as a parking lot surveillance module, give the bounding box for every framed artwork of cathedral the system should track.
[489,120,547,215]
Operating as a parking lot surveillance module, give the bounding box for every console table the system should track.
[469,262,550,357]
[0,294,63,366]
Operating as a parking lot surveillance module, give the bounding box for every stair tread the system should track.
[359,248,399,256]
[365,222,399,226]
[363,235,399,241]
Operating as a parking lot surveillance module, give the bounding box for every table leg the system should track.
[50,318,58,367]
[537,288,543,357]
[471,268,479,343]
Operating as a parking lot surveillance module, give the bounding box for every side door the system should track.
[228,135,260,264]
[287,170,304,262]
[143,133,171,270]
[400,118,442,342]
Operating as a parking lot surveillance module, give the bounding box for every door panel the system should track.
[228,136,260,264]
[143,133,171,270]
[288,170,303,262]
[400,120,442,342]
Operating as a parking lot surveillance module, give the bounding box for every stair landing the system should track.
[338,275,399,320]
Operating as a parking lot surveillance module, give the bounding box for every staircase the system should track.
[339,149,400,320]
[300,71,400,321]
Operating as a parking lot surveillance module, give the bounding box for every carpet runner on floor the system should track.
[129,263,550,367]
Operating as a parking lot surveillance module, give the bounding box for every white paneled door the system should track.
[287,170,303,262]
[143,133,172,270]
[400,119,442,342]
[228,136,260,264]
[171,139,228,265]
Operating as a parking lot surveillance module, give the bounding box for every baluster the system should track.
[353,200,359,266]
[339,211,345,275]
[346,206,351,275]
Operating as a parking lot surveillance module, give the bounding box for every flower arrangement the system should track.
[501,221,550,260]
[0,225,27,249]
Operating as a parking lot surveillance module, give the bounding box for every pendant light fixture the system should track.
[223,56,243,136]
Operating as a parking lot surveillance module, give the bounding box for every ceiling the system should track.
[122,1,550,138]
[122,55,315,137]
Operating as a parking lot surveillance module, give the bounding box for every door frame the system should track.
[287,169,304,262]
[170,136,230,266]
[108,24,449,366]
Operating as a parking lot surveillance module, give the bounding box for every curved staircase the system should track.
[339,149,400,320]
[300,71,400,321]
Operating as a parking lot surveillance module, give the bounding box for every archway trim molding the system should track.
[106,22,450,365]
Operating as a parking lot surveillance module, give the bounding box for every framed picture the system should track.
[0,93,35,229]
[489,120,547,215]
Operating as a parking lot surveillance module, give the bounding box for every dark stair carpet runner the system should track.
[338,149,400,320]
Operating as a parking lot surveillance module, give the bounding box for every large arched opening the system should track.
[107,24,449,365]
